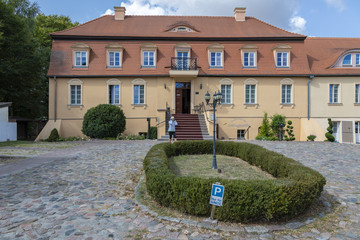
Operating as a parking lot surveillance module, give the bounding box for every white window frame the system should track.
[244,78,258,105]
[108,51,122,68]
[243,51,256,68]
[209,51,223,68]
[68,79,83,106]
[342,54,352,66]
[245,84,256,104]
[107,79,121,105]
[355,84,360,104]
[74,51,88,67]
[357,54,360,66]
[219,78,233,104]
[332,121,340,142]
[221,84,232,104]
[132,79,146,105]
[276,51,289,68]
[280,78,294,105]
[142,50,156,67]
[329,84,340,103]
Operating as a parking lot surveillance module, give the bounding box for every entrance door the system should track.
[176,51,189,70]
[355,122,360,144]
[333,121,340,142]
[175,82,191,114]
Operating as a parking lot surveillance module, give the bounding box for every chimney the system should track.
[114,6,126,20]
[234,7,246,22]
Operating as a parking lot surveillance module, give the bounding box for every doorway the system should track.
[176,82,191,114]
[355,121,360,144]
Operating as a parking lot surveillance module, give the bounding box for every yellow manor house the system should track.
[36,7,360,143]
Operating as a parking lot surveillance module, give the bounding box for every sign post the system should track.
[210,183,224,219]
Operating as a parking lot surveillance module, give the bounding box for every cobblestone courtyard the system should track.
[0,140,359,240]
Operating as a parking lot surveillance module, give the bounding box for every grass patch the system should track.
[169,154,275,181]
[0,141,33,147]
[0,141,82,149]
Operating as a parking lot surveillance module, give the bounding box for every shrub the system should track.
[47,128,60,142]
[150,127,158,139]
[144,141,326,222]
[284,120,295,141]
[325,118,335,142]
[271,114,286,140]
[307,135,317,141]
[256,112,272,140]
[82,104,126,139]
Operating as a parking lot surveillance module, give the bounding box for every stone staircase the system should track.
[158,114,212,141]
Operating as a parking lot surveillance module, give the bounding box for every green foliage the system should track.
[307,135,317,141]
[0,0,78,120]
[284,120,295,141]
[46,128,59,142]
[144,141,326,222]
[150,127,158,139]
[325,118,335,142]
[256,112,273,140]
[270,114,286,140]
[82,104,126,139]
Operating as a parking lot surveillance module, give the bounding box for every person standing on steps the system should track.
[168,116,178,142]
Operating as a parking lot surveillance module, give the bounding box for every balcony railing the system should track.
[171,57,197,70]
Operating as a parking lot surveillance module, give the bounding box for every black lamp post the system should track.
[280,123,285,141]
[205,90,223,169]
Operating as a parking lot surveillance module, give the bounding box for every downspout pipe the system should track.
[307,75,314,120]
[54,76,57,122]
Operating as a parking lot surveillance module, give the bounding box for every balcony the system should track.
[169,57,199,78]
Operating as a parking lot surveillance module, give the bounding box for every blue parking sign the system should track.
[210,183,224,206]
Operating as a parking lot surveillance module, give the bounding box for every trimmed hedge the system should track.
[144,141,326,222]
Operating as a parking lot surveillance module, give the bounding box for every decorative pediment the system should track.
[68,79,83,85]
[244,78,258,84]
[174,42,191,49]
[71,43,90,50]
[207,43,225,50]
[140,43,157,49]
[280,78,294,84]
[105,43,124,50]
[107,78,121,85]
[241,44,258,50]
[220,78,233,84]
[132,78,146,85]
[273,43,292,50]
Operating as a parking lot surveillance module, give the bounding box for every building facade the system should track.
[36,7,360,143]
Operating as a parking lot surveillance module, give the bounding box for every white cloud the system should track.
[118,0,304,33]
[289,16,307,34]
[324,0,345,12]
[101,9,114,16]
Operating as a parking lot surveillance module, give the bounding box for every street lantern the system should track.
[205,90,223,169]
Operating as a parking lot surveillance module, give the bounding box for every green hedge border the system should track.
[144,141,326,222]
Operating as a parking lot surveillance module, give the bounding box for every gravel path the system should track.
[0,140,359,240]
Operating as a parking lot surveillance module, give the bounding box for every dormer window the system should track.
[333,50,360,68]
[273,44,291,68]
[207,43,224,68]
[140,43,157,68]
[241,44,258,68]
[71,43,90,68]
[166,22,198,33]
[342,54,352,66]
[106,44,123,68]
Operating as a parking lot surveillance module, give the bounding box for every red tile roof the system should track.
[51,15,305,40]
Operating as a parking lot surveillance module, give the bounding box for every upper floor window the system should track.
[277,52,289,67]
[143,51,155,67]
[221,84,231,104]
[210,52,223,67]
[71,43,90,68]
[140,43,157,68]
[273,44,291,68]
[356,84,360,103]
[329,84,339,103]
[168,26,197,32]
[356,54,360,65]
[75,51,87,67]
[207,43,224,69]
[109,85,120,105]
[108,51,121,67]
[342,54,352,66]
[243,52,256,67]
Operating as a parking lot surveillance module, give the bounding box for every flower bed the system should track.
[144,141,326,222]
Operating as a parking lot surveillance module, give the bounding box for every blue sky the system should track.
[30,0,360,37]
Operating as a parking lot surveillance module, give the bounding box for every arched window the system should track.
[342,54,352,66]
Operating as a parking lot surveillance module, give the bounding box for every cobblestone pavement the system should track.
[0,140,359,240]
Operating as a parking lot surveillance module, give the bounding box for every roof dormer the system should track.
[331,49,360,68]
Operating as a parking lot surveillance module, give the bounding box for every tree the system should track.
[82,104,126,139]
[256,112,274,140]
[284,120,295,141]
[325,118,335,142]
[270,114,286,140]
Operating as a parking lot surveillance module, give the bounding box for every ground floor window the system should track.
[134,85,144,104]
[355,121,360,144]
[108,85,120,104]
[237,129,246,140]
[245,84,256,104]
[70,85,81,105]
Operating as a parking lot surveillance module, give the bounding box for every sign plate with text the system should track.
[210,183,224,206]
